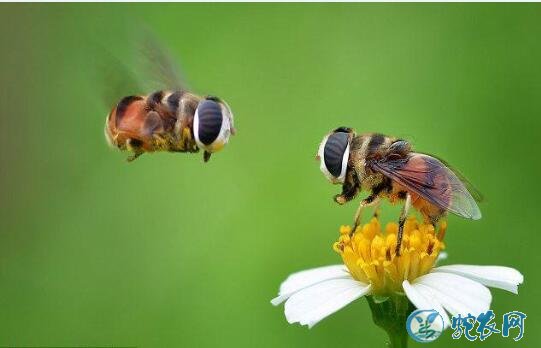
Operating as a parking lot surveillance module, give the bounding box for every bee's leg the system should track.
[395,193,412,256]
[372,200,382,219]
[203,151,212,162]
[126,138,144,162]
[436,219,447,241]
[351,194,379,236]
[427,213,446,241]
[334,167,360,205]
[127,152,142,162]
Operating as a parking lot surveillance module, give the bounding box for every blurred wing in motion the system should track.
[94,29,189,110]
[94,46,144,109]
[369,153,482,219]
[136,32,187,92]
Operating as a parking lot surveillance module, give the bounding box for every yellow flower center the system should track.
[333,217,446,296]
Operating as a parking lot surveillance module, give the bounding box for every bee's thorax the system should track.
[350,133,400,188]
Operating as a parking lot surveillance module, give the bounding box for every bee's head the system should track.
[316,127,354,184]
[193,96,236,162]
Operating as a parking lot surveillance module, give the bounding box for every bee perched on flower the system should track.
[271,217,523,345]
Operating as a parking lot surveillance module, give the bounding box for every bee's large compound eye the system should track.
[194,99,232,153]
[318,132,350,184]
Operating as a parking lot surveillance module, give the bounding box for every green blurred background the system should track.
[0,3,539,347]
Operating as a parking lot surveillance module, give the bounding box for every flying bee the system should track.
[316,127,482,255]
[102,35,235,162]
[105,91,235,162]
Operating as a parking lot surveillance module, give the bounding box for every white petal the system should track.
[433,265,524,294]
[413,272,491,317]
[403,280,450,328]
[271,265,350,305]
[436,251,448,265]
[284,278,371,328]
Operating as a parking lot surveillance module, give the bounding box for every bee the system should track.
[316,127,482,255]
[102,35,235,163]
[105,91,235,162]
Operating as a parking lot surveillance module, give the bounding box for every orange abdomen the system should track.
[106,96,161,152]
[389,183,446,224]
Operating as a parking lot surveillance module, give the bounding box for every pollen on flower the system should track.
[333,217,446,295]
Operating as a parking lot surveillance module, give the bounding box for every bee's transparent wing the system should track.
[93,44,144,109]
[93,28,189,110]
[136,31,188,92]
[419,152,484,203]
[369,153,482,220]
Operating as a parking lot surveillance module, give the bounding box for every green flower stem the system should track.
[366,294,415,348]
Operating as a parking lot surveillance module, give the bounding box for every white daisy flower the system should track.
[271,217,523,329]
